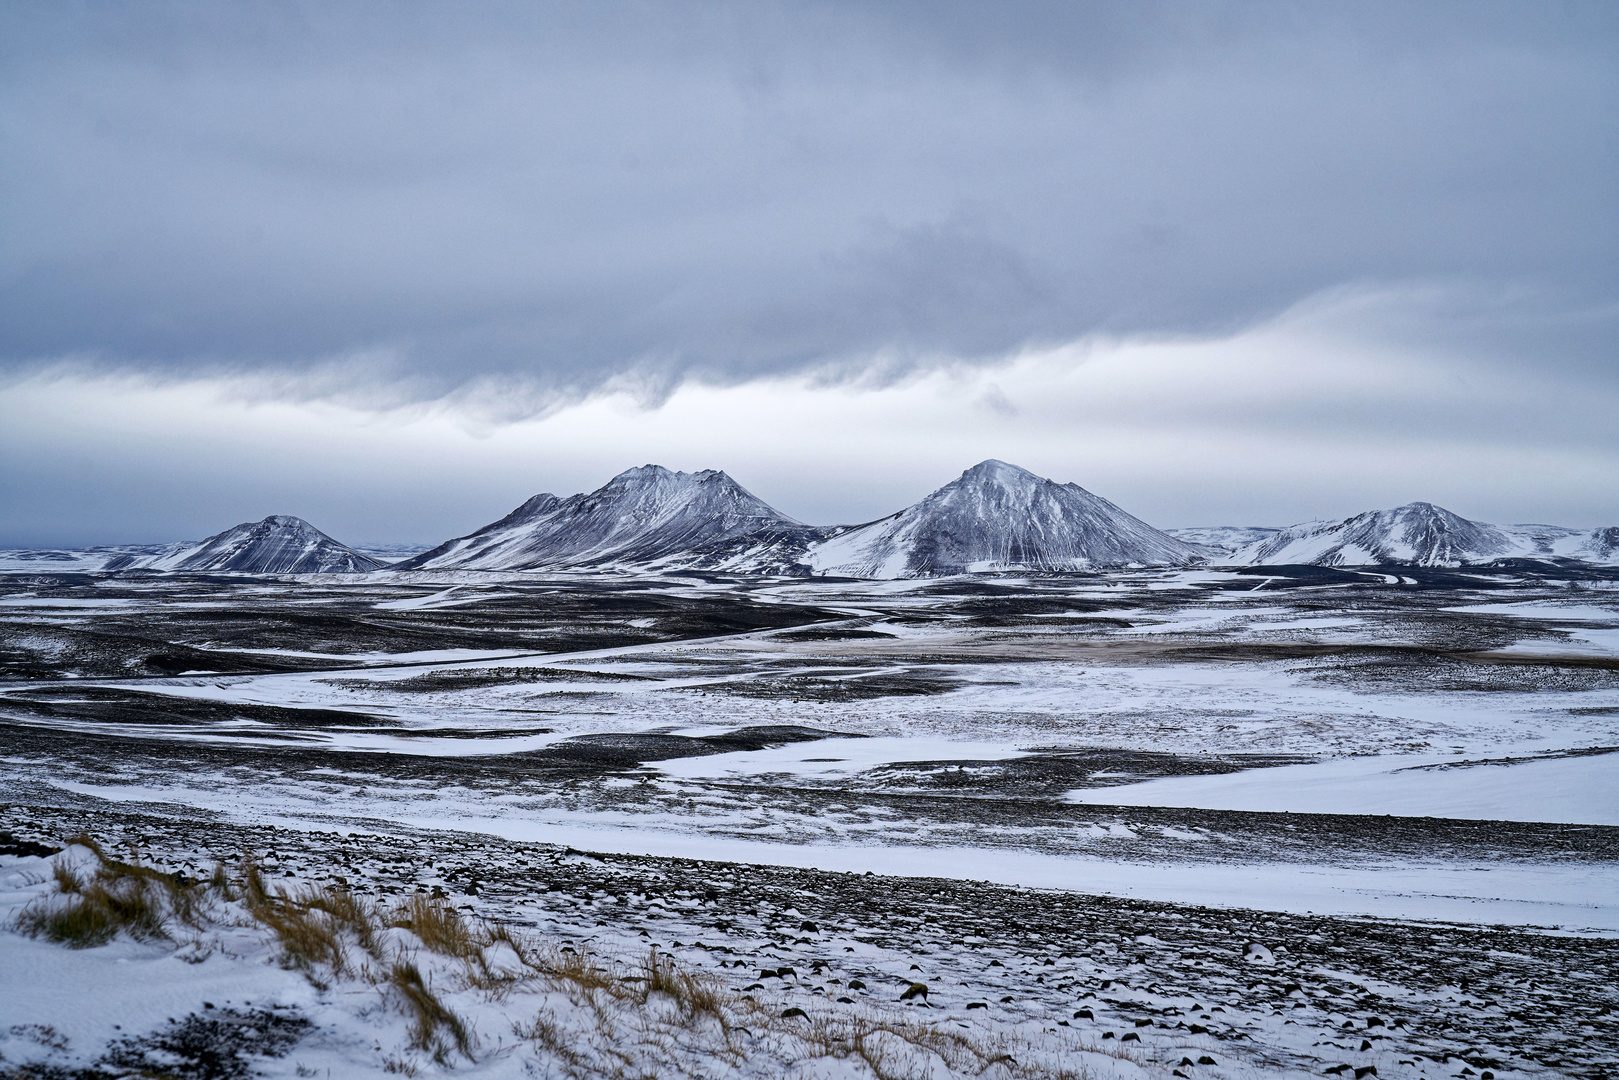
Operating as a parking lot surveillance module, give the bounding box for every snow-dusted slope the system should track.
[0,545,170,573]
[1166,526,1281,553]
[399,465,812,571]
[1229,502,1619,567]
[1578,527,1619,562]
[120,516,384,573]
[803,460,1203,578]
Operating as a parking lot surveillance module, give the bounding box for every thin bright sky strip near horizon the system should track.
[1,2,1615,547]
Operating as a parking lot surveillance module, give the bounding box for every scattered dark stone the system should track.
[1355,1069,1378,1079]
[1198,1056,1217,1066]
[98,1009,309,1080]
[1121,1032,1140,1042]
[1074,1008,1094,1019]
[780,1007,807,1020]
[847,979,865,990]
[0,834,60,858]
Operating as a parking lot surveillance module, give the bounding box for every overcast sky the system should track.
[2,1,1615,546]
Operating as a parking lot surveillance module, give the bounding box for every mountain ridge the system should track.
[8,468,1615,577]
[1225,501,1619,567]
[397,465,813,571]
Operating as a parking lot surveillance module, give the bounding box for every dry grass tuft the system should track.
[639,947,728,1024]
[14,834,212,948]
[389,894,479,960]
[256,897,351,980]
[389,960,476,1064]
[234,859,390,983]
[17,875,167,948]
[511,1009,588,1071]
[51,860,82,894]
[528,942,623,998]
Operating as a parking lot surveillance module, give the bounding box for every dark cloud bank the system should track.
[2,0,1615,410]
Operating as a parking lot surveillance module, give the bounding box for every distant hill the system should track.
[1227,502,1619,567]
[801,460,1203,577]
[112,516,382,573]
[1165,526,1281,554]
[397,465,817,571]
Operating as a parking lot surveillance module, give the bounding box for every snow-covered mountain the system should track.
[1228,502,1619,567]
[398,465,815,571]
[802,460,1203,577]
[1165,526,1281,553]
[109,516,383,573]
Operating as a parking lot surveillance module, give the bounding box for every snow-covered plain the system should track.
[1067,750,1619,826]
[2,565,1618,1076]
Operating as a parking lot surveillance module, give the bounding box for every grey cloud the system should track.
[0,1,1614,412]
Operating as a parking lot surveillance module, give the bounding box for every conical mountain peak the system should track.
[400,465,803,570]
[959,459,1033,482]
[144,515,381,573]
[1234,501,1521,567]
[804,460,1200,577]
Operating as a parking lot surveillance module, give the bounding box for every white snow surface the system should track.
[1067,749,1619,826]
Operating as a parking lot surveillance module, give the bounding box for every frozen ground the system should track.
[2,564,1617,1077]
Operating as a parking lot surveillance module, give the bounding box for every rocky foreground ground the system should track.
[4,800,1616,1080]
